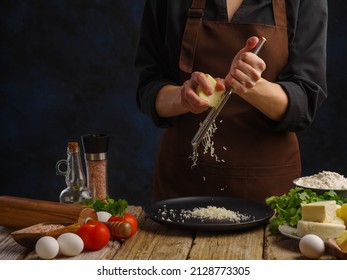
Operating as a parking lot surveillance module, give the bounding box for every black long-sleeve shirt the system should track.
[135,0,328,132]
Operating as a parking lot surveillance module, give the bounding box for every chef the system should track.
[135,0,328,202]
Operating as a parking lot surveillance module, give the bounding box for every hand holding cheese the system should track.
[196,74,224,108]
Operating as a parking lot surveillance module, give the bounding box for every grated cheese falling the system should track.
[190,120,223,168]
[202,120,219,160]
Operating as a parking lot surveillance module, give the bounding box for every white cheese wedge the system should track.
[301,200,337,223]
[297,219,346,240]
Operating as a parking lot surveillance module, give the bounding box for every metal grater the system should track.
[191,37,267,149]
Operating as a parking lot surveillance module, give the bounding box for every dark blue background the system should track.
[1,1,346,207]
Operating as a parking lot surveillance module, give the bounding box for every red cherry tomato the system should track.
[77,221,110,251]
[108,213,138,238]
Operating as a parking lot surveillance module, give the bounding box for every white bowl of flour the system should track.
[293,171,347,198]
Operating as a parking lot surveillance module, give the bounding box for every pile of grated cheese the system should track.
[183,206,250,223]
[157,205,252,223]
[295,170,347,190]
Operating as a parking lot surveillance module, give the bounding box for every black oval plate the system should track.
[145,196,274,232]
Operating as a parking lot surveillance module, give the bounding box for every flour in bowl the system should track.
[295,171,347,190]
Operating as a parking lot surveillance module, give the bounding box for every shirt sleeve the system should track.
[273,0,328,132]
[134,0,179,127]
[135,0,328,131]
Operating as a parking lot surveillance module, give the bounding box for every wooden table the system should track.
[0,206,337,260]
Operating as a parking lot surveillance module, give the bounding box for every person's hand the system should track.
[225,36,266,94]
[180,72,225,114]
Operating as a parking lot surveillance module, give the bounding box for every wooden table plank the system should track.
[188,226,264,260]
[113,215,194,260]
[0,232,31,260]
[0,226,12,243]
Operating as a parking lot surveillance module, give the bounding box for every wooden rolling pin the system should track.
[0,196,97,229]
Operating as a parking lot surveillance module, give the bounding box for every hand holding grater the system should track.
[191,37,267,150]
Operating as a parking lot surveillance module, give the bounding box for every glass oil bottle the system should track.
[56,142,92,204]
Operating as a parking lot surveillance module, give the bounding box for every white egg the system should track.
[35,236,59,260]
[299,234,325,259]
[96,211,112,222]
[57,232,84,257]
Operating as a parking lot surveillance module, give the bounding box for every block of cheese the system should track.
[336,230,347,252]
[301,200,337,223]
[297,219,346,240]
[196,74,224,108]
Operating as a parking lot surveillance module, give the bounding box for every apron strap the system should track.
[179,0,206,73]
[272,0,287,28]
[179,0,287,73]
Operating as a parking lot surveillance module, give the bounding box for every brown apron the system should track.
[153,0,301,202]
